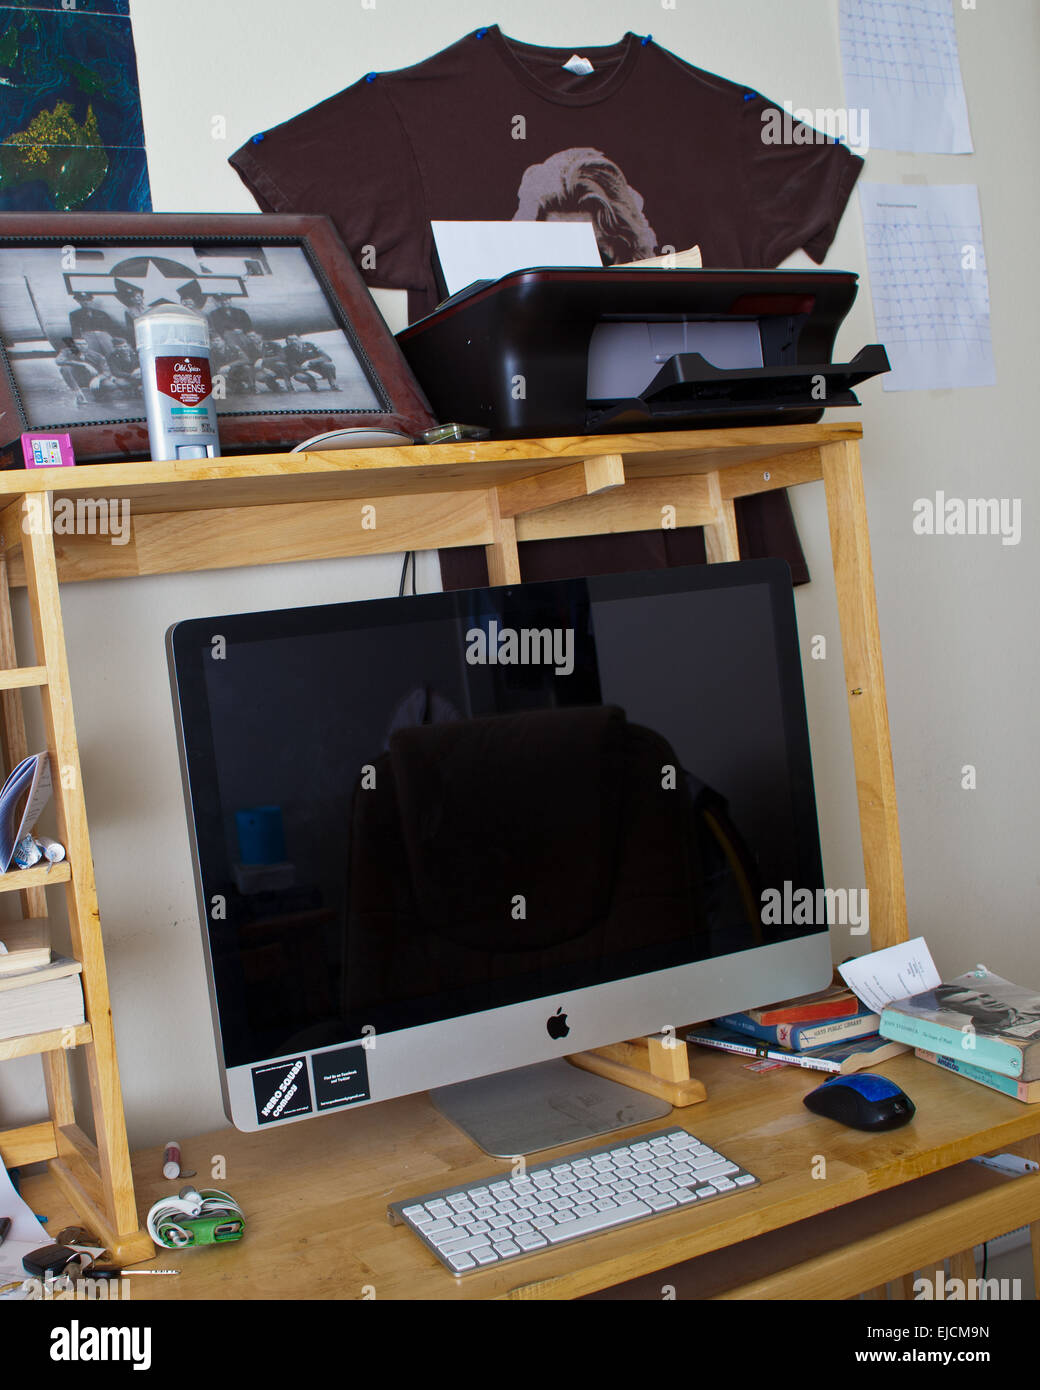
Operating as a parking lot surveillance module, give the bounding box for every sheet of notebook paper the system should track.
[840,0,973,153]
[859,183,995,392]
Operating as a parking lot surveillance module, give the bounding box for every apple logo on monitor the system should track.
[546,1007,570,1040]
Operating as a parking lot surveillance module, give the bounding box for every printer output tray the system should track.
[588,345,890,432]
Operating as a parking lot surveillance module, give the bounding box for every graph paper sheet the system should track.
[840,0,973,153]
[860,184,995,392]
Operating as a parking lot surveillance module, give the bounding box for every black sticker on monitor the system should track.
[311,1045,371,1111]
[252,1056,313,1125]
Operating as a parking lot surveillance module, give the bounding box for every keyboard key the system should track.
[712,1177,736,1191]
[493,1240,520,1257]
[695,1186,716,1198]
[472,1246,499,1266]
[690,1160,734,1180]
[438,1233,496,1256]
[515,1232,548,1251]
[531,1216,557,1230]
[735,1174,756,1187]
[544,1199,652,1242]
[447,1252,476,1272]
[645,1193,677,1211]
[424,1218,454,1236]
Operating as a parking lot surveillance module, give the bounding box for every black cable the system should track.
[398,550,414,597]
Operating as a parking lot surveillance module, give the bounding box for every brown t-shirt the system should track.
[231,27,863,591]
[231,26,862,321]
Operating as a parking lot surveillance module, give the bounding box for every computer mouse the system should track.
[803,1073,915,1131]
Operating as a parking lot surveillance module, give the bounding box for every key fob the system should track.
[22,1244,82,1278]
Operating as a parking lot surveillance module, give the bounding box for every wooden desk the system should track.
[20,1050,1040,1300]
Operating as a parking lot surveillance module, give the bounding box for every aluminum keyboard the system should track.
[388,1125,758,1276]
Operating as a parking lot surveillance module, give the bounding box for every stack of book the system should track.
[685,983,909,1075]
[879,970,1040,1103]
[0,919,84,1042]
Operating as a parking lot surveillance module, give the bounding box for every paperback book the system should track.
[879,969,1040,1080]
[715,1002,880,1050]
[0,956,83,1042]
[914,1048,1040,1103]
[743,984,860,1026]
[685,1024,908,1075]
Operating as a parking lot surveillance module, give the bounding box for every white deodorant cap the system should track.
[134,303,210,351]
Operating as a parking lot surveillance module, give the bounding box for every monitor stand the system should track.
[430,1058,671,1158]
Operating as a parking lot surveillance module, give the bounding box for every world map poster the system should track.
[0,0,150,212]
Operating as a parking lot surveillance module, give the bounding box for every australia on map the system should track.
[0,0,150,211]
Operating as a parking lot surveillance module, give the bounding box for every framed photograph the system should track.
[0,212,436,462]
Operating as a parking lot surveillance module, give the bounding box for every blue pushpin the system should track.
[743,90,757,102]
[365,72,377,83]
[641,34,652,46]
[251,132,265,143]
[476,27,488,39]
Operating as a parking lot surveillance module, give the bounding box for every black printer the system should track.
[397,267,888,439]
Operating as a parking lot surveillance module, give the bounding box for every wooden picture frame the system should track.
[0,212,436,462]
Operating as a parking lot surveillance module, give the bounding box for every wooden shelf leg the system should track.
[820,440,908,950]
[704,471,740,564]
[485,487,521,585]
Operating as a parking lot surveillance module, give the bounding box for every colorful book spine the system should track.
[879,1010,1023,1078]
[716,1008,880,1050]
[915,1049,1039,1102]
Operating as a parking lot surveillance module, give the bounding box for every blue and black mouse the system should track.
[803,1073,915,1131]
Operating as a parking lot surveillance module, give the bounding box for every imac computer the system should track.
[167,559,833,1152]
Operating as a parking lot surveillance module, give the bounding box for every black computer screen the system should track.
[168,560,825,1069]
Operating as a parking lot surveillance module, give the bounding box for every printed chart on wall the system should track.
[0,0,150,211]
[839,0,973,154]
[859,183,995,393]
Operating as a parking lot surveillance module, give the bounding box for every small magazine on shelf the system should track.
[0,752,52,873]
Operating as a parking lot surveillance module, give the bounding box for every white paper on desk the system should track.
[431,220,602,297]
[839,937,942,1015]
[840,0,973,153]
[0,1154,49,1300]
[860,183,995,392]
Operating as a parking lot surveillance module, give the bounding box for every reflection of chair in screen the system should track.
[340,705,760,1018]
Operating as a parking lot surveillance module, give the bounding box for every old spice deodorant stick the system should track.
[135,303,221,459]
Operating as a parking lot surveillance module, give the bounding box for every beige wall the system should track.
[1,0,1037,1147]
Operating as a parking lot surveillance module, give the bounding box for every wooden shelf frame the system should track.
[0,420,909,1273]
[0,508,152,1263]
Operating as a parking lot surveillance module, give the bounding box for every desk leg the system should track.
[949,1249,978,1298]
